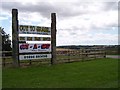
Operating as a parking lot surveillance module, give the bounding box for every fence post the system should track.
[81,49,84,61]
[3,54,5,67]
[51,13,56,65]
[104,50,106,58]
[29,60,32,65]
[12,9,19,67]
[79,49,81,61]
[68,49,70,62]
[85,50,88,60]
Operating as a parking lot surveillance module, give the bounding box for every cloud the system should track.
[1,2,86,19]
[0,16,8,20]
[2,1,117,19]
[57,32,118,45]
[102,2,118,11]
[1,1,118,45]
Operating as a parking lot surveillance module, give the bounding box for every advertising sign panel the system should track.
[19,37,51,41]
[19,54,51,60]
[19,25,51,35]
[19,43,51,53]
[18,25,52,60]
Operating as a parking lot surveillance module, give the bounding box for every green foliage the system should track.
[2,58,118,88]
[0,27,11,51]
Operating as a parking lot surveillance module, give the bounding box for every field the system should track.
[2,58,118,88]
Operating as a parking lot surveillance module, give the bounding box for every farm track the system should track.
[106,55,120,59]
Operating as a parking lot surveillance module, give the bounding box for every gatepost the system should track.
[51,13,56,64]
[12,9,19,67]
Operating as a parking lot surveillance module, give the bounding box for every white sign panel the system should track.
[19,43,51,53]
[19,36,51,41]
[19,54,51,60]
[19,25,51,35]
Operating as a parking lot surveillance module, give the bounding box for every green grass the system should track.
[2,58,118,88]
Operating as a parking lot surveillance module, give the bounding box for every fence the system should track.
[0,51,12,66]
[56,48,106,63]
[1,48,106,67]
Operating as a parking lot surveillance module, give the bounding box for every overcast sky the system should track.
[0,0,119,46]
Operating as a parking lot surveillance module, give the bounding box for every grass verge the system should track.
[2,58,118,88]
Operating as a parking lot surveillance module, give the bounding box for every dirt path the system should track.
[106,55,120,59]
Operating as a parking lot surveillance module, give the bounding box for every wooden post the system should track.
[104,50,106,58]
[51,13,56,65]
[68,49,70,62]
[79,49,81,61]
[82,49,84,61]
[29,60,32,65]
[12,9,19,67]
[0,31,2,68]
[3,54,5,67]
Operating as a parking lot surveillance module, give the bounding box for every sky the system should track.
[0,0,119,46]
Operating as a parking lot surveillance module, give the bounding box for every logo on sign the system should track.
[20,44,29,50]
[30,44,50,49]
[33,44,37,49]
[41,44,50,49]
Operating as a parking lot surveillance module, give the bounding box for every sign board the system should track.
[19,36,51,41]
[18,25,51,60]
[19,43,51,53]
[12,10,56,65]
[19,25,51,35]
[19,54,51,60]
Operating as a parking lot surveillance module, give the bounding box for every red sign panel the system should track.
[19,43,51,53]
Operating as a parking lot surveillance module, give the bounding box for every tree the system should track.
[0,27,12,51]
